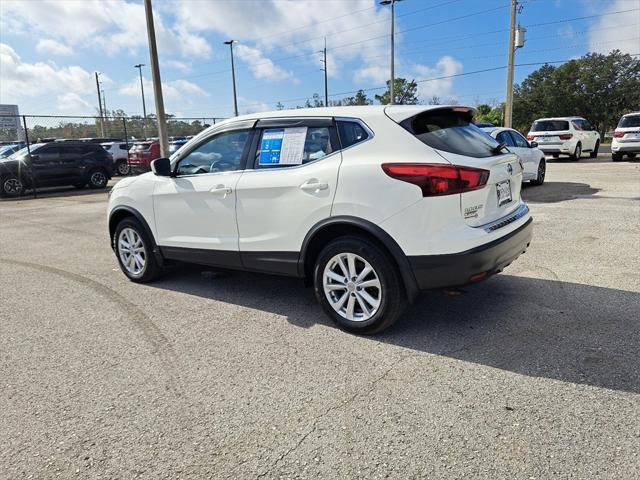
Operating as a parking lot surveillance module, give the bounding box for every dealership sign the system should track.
[0,104,20,129]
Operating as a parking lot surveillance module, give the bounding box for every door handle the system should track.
[299,180,329,192]
[210,185,232,196]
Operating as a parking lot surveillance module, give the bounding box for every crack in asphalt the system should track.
[255,354,412,478]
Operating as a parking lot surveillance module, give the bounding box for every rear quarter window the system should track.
[400,109,502,158]
[337,121,370,149]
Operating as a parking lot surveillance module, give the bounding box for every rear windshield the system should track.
[131,143,151,151]
[619,115,640,128]
[531,120,569,132]
[401,109,502,158]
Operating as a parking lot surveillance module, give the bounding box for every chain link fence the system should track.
[0,114,226,198]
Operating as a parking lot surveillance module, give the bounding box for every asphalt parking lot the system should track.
[1,154,639,479]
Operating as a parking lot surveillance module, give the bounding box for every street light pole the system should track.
[322,37,328,106]
[380,0,403,105]
[134,63,147,139]
[504,0,518,128]
[143,0,169,158]
[95,72,105,136]
[224,40,239,116]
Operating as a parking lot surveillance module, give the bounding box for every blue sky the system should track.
[1,0,638,118]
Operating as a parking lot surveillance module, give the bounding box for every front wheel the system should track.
[590,141,599,158]
[531,158,546,186]
[313,236,405,335]
[114,218,162,282]
[115,160,130,176]
[571,143,582,161]
[612,153,623,162]
[1,175,25,197]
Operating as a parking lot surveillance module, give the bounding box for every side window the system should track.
[582,120,593,131]
[572,120,582,130]
[61,146,84,155]
[496,131,515,147]
[337,121,369,149]
[509,131,529,148]
[176,129,250,176]
[120,143,129,150]
[255,126,333,168]
[36,145,59,157]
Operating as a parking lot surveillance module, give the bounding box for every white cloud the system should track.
[164,60,193,74]
[238,96,271,114]
[36,39,74,56]
[57,93,94,115]
[234,45,294,82]
[0,0,212,58]
[118,76,208,114]
[353,65,389,85]
[588,0,640,54]
[411,56,463,100]
[0,43,95,103]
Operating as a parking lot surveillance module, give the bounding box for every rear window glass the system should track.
[401,109,502,158]
[619,115,640,128]
[531,120,569,132]
[131,143,151,151]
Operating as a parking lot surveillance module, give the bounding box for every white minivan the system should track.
[108,106,532,334]
[527,117,600,160]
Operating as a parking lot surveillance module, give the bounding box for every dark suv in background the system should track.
[0,141,113,197]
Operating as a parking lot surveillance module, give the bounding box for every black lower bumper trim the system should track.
[408,218,533,290]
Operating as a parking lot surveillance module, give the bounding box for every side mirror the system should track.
[530,141,538,148]
[151,157,172,177]
[28,154,39,161]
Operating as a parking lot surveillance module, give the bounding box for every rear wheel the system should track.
[531,158,546,186]
[612,153,624,162]
[88,168,108,189]
[114,218,162,282]
[628,153,637,159]
[590,141,599,158]
[115,160,130,176]
[1,175,25,197]
[571,143,582,161]
[314,236,405,335]
[552,153,559,159]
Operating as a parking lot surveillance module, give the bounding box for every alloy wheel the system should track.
[91,171,107,187]
[118,227,146,276]
[3,178,23,195]
[323,252,382,322]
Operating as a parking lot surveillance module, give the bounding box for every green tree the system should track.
[341,89,373,106]
[375,78,419,105]
[475,103,504,126]
[513,50,640,137]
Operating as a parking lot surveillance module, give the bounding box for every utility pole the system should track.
[134,63,147,139]
[224,40,239,116]
[101,89,109,136]
[380,0,403,105]
[143,0,169,157]
[95,72,105,136]
[504,0,518,128]
[321,37,328,106]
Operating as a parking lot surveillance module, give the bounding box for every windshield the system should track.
[8,144,43,160]
[401,109,502,158]
[619,115,640,128]
[531,120,569,132]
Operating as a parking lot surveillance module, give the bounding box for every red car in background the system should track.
[128,141,160,173]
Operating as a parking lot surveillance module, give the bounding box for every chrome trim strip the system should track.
[480,203,530,233]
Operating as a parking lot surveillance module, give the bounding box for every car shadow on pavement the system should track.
[152,267,640,394]
[522,182,600,203]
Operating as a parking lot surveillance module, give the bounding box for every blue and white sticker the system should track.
[258,129,285,165]
[258,127,308,166]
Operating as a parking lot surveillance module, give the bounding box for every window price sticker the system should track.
[258,127,307,166]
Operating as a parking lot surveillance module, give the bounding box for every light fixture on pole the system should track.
[380,0,403,105]
[224,40,239,117]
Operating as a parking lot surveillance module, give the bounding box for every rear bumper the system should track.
[129,162,151,174]
[538,145,570,154]
[611,143,640,153]
[408,217,533,290]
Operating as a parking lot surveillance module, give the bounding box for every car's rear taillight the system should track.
[559,134,573,140]
[381,163,489,197]
[527,134,535,141]
[612,131,624,138]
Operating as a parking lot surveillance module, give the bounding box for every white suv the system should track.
[108,106,532,334]
[612,112,640,161]
[527,117,600,160]
[101,141,131,175]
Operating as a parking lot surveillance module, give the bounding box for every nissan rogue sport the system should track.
[108,106,532,334]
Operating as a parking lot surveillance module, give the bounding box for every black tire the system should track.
[88,168,109,189]
[313,235,405,335]
[530,158,546,186]
[115,160,130,176]
[628,153,637,159]
[570,143,581,161]
[612,153,624,162]
[1,175,25,198]
[552,153,559,158]
[590,141,599,158]
[113,217,162,282]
